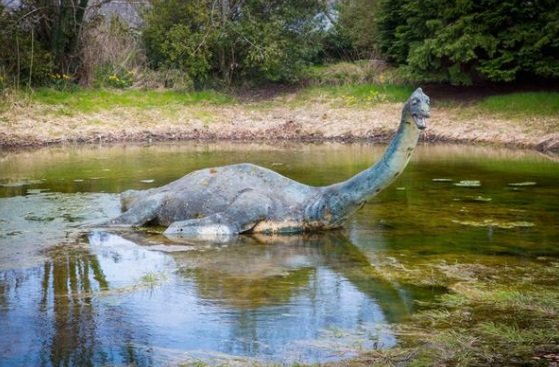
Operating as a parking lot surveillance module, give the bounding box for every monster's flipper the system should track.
[108,195,163,227]
[164,191,272,236]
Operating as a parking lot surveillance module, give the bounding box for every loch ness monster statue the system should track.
[108,87,431,236]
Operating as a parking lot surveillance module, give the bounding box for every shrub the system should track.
[80,16,144,87]
[304,60,408,86]
[134,68,193,91]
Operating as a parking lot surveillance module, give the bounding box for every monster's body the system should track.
[119,164,323,234]
[110,88,431,236]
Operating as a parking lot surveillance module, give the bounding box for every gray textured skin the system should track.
[110,88,430,236]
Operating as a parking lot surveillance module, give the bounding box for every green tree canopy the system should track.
[143,0,325,85]
[0,0,107,86]
[378,0,559,84]
[336,0,380,60]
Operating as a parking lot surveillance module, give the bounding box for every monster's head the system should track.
[407,87,431,130]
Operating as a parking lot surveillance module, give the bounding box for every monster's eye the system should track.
[412,98,419,105]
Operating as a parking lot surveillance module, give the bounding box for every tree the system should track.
[0,3,54,86]
[0,0,127,86]
[142,0,325,85]
[336,0,380,60]
[378,0,559,84]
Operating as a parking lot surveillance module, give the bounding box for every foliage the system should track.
[377,0,559,84]
[335,0,381,60]
[22,0,90,75]
[135,68,194,91]
[2,0,558,90]
[0,69,6,92]
[103,70,134,89]
[0,1,129,88]
[142,0,325,85]
[0,3,55,87]
[305,62,377,85]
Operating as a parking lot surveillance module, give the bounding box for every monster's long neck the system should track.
[307,104,421,225]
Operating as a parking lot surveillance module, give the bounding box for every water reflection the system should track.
[0,230,435,366]
[165,232,424,320]
[0,243,150,366]
[42,248,106,366]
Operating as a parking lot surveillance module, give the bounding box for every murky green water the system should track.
[1,143,558,366]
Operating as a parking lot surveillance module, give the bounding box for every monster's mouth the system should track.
[412,113,428,130]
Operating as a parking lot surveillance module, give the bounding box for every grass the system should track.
[30,87,235,114]
[294,83,414,107]
[140,271,167,286]
[477,91,559,118]
[13,84,559,120]
[17,83,414,116]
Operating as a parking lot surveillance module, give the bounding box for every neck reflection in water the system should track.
[0,229,434,366]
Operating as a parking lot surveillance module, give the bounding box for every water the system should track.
[0,142,558,366]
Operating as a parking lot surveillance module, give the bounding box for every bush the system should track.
[80,16,144,88]
[304,60,408,86]
[102,70,134,89]
[134,68,193,91]
[0,1,141,89]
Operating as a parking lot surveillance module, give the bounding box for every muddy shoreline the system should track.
[1,101,558,152]
[1,130,548,151]
[2,126,557,153]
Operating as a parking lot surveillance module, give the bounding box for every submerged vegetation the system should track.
[356,259,559,367]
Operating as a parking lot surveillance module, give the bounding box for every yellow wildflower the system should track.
[379,72,385,84]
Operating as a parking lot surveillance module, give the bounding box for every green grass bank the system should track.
[1,84,558,151]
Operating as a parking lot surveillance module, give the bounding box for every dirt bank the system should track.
[1,99,558,152]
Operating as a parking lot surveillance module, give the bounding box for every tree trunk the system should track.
[219,0,231,84]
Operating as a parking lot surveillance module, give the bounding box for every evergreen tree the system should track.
[378,0,559,84]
